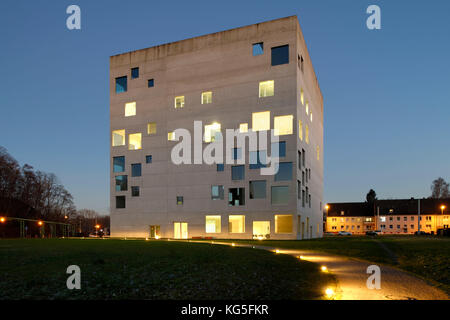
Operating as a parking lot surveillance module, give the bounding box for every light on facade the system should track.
[325,288,334,298]
[321,266,328,272]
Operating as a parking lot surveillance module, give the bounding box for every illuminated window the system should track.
[252,111,270,131]
[112,129,125,146]
[168,132,176,141]
[272,186,289,205]
[298,120,303,141]
[205,215,221,233]
[252,42,264,56]
[115,175,127,191]
[274,115,293,136]
[211,185,224,200]
[239,123,248,133]
[177,196,183,205]
[275,215,293,233]
[125,102,136,117]
[204,122,221,142]
[113,156,125,172]
[310,112,313,122]
[305,125,309,144]
[300,88,304,105]
[147,122,156,135]
[229,215,245,233]
[259,80,274,98]
[128,133,142,150]
[115,76,127,93]
[306,101,309,115]
[174,96,185,109]
[316,145,320,161]
[201,91,212,104]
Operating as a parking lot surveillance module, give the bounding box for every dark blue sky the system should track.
[1,0,449,214]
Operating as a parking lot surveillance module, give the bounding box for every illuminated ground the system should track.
[0,239,334,300]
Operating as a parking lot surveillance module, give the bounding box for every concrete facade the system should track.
[109,16,324,239]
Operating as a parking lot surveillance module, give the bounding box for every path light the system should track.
[275,249,280,254]
[325,288,334,298]
[155,235,160,240]
[37,221,43,226]
[231,243,236,247]
[321,266,328,272]
[299,255,304,260]
[145,238,149,241]
[0,217,5,223]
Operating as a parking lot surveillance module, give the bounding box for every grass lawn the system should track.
[219,236,450,294]
[0,239,334,300]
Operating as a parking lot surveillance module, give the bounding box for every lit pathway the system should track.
[180,240,449,300]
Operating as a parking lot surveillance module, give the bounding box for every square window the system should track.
[249,150,267,169]
[232,148,242,160]
[239,123,248,133]
[174,96,185,109]
[201,91,212,104]
[274,115,293,136]
[231,165,245,180]
[211,185,224,200]
[131,67,139,79]
[271,141,286,158]
[148,79,154,87]
[125,102,136,117]
[217,163,224,172]
[204,122,221,143]
[115,76,127,93]
[131,163,141,177]
[146,155,152,164]
[205,215,221,233]
[249,180,266,199]
[115,175,127,191]
[259,80,274,98]
[116,196,126,209]
[113,156,125,172]
[112,129,125,146]
[271,45,289,66]
[252,42,264,56]
[128,133,142,150]
[229,215,245,233]
[168,131,176,141]
[271,186,289,205]
[252,111,270,131]
[228,188,245,206]
[147,122,157,135]
[131,186,140,197]
[177,196,183,205]
[275,214,293,233]
[275,162,293,181]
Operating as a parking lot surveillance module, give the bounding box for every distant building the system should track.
[326,198,450,234]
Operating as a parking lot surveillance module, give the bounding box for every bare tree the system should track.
[431,177,449,199]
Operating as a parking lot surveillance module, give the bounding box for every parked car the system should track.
[366,230,382,236]
[338,231,352,236]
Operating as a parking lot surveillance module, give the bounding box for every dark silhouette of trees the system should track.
[366,189,377,203]
[430,177,449,199]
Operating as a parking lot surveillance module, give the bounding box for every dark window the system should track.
[298,54,304,72]
[252,42,264,56]
[302,190,305,207]
[309,194,311,208]
[271,186,289,205]
[115,76,127,93]
[275,162,293,181]
[232,165,245,180]
[297,180,301,199]
[131,163,142,177]
[271,45,289,66]
[131,186,140,197]
[148,79,154,87]
[211,185,224,200]
[177,196,183,205]
[113,156,125,172]
[116,196,126,209]
[131,67,139,79]
[302,149,305,167]
[146,155,152,164]
[115,175,127,191]
[232,148,242,160]
[298,151,301,169]
[249,180,266,199]
[217,163,224,172]
[271,142,286,158]
[229,188,245,206]
[249,150,267,169]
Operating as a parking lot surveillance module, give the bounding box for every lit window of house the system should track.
[252,111,270,131]
[128,133,142,150]
[298,120,303,140]
[274,115,293,136]
[229,215,245,233]
[316,145,320,161]
[147,122,156,135]
[201,91,212,104]
[205,216,221,233]
[112,129,125,146]
[204,122,221,142]
[306,101,309,115]
[305,125,309,144]
[125,102,136,117]
[174,96,185,108]
[259,80,274,98]
[239,123,248,133]
[275,214,293,233]
[300,88,304,105]
[168,131,176,141]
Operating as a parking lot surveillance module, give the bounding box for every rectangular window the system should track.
[231,165,245,180]
[113,156,125,172]
[309,194,311,208]
[300,88,304,105]
[259,80,274,98]
[131,67,139,79]
[211,185,224,200]
[229,188,245,206]
[129,133,142,150]
[271,141,286,158]
[205,216,221,233]
[252,42,264,56]
[147,122,157,135]
[275,162,293,181]
[298,151,301,169]
[271,45,289,66]
[274,115,293,136]
[217,163,224,172]
[204,122,221,142]
[146,155,152,164]
[232,148,242,160]
[299,55,304,72]
[252,111,270,131]
[148,79,154,88]
[249,150,267,169]
[201,91,212,104]
[297,180,301,199]
[115,76,127,93]
[239,123,248,133]
[112,129,125,146]
[131,163,142,177]
[131,186,140,197]
[275,214,293,233]
[272,186,289,205]
[168,131,176,141]
[305,125,309,144]
[229,215,245,233]
[116,196,125,209]
[177,196,183,205]
[317,146,320,161]
[125,102,136,117]
[174,96,185,109]
[115,175,127,191]
[249,180,266,199]
[298,120,303,140]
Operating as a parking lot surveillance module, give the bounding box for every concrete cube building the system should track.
[110,16,324,239]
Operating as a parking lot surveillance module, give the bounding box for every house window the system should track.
[131,67,139,79]
[309,194,311,208]
[300,88,304,105]
[310,112,313,122]
[131,163,141,177]
[274,162,293,181]
[275,214,293,233]
[299,55,304,72]
[229,188,245,206]
[252,42,264,56]
[271,141,286,158]
[129,133,142,150]
[305,125,309,144]
[201,91,212,104]
[298,120,303,140]
[259,80,274,98]
[113,156,125,172]
[146,155,152,164]
[229,215,245,233]
[168,131,176,141]
[298,151,301,169]
[249,180,266,199]
[115,76,127,93]
[205,216,221,233]
[302,149,306,167]
[112,129,125,146]
[317,146,320,161]
[302,190,305,207]
[125,102,136,117]
[306,101,309,115]
[204,122,221,142]
[252,111,270,131]
[211,185,224,200]
[274,115,293,136]
[177,196,184,205]
[217,164,224,172]
[271,186,289,205]
[115,175,127,191]
[131,186,140,197]
[147,122,156,135]
[231,165,245,180]
[232,148,242,160]
[271,45,289,66]
[116,196,126,209]
[174,96,185,109]
[249,150,267,169]
[148,79,154,88]
[239,123,248,133]
[297,180,301,199]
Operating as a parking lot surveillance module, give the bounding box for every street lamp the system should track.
[37,221,43,226]
[95,224,100,236]
[0,217,5,223]
[441,205,446,215]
